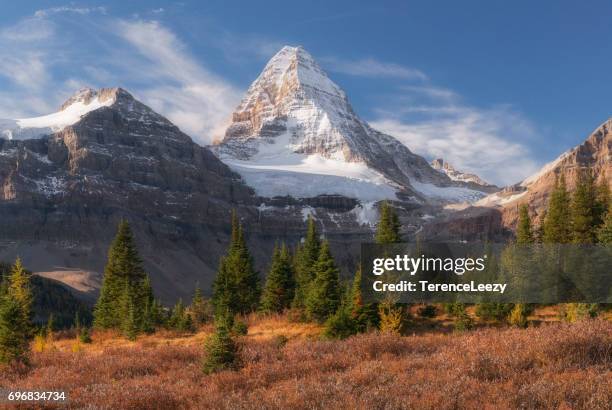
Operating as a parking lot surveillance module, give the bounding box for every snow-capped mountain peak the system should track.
[1,88,118,141]
[252,45,345,101]
[214,46,488,204]
[218,45,360,162]
[0,87,176,142]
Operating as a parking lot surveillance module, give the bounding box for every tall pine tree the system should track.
[571,170,598,244]
[260,243,295,313]
[594,177,610,226]
[292,215,321,308]
[212,211,260,316]
[543,174,572,243]
[0,258,34,365]
[190,284,212,325]
[305,241,341,322]
[597,204,612,244]
[375,201,405,332]
[94,220,152,336]
[349,266,379,331]
[516,204,534,244]
[376,201,401,243]
[7,258,33,335]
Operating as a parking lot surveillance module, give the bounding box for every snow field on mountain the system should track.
[1,95,114,141]
[411,181,486,202]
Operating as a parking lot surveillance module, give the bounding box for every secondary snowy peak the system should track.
[215,46,483,203]
[0,87,176,141]
[431,158,495,187]
[0,88,117,141]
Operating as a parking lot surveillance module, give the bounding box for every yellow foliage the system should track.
[33,334,47,353]
[71,340,82,353]
[508,304,528,328]
[378,301,404,334]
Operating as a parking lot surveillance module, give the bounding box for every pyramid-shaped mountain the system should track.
[215,46,487,203]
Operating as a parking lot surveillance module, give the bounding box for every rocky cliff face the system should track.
[214,46,489,204]
[0,88,257,301]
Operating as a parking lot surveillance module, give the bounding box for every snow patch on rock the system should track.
[1,88,115,141]
[351,201,378,227]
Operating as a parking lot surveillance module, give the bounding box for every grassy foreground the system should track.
[0,316,610,409]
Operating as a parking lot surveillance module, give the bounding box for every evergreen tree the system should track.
[594,177,610,227]
[94,221,150,332]
[292,216,321,308]
[169,299,194,332]
[149,300,166,327]
[202,314,239,374]
[375,201,401,244]
[543,174,572,243]
[46,313,55,341]
[323,305,358,340]
[123,299,138,341]
[305,241,341,322]
[0,294,30,364]
[260,243,295,313]
[571,170,597,244]
[212,256,234,316]
[0,258,34,364]
[375,201,405,332]
[8,258,33,335]
[190,285,212,325]
[516,204,534,244]
[597,205,612,244]
[232,226,260,313]
[349,267,378,331]
[212,212,260,316]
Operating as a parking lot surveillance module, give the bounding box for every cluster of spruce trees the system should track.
[515,171,610,245]
[203,202,406,373]
[496,170,611,324]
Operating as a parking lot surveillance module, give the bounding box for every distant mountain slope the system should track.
[430,158,498,192]
[214,46,488,204]
[474,118,611,226]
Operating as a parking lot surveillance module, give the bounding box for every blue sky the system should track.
[1,1,611,185]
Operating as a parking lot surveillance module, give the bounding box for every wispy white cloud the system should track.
[0,13,241,144]
[114,20,241,142]
[33,6,107,18]
[0,17,55,41]
[371,103,540,186]
[323,57,427,81]
[399,85,458,103]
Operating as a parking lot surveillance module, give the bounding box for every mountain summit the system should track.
[215,46,486,203]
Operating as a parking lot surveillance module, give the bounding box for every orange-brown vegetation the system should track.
[0,315,610,409]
